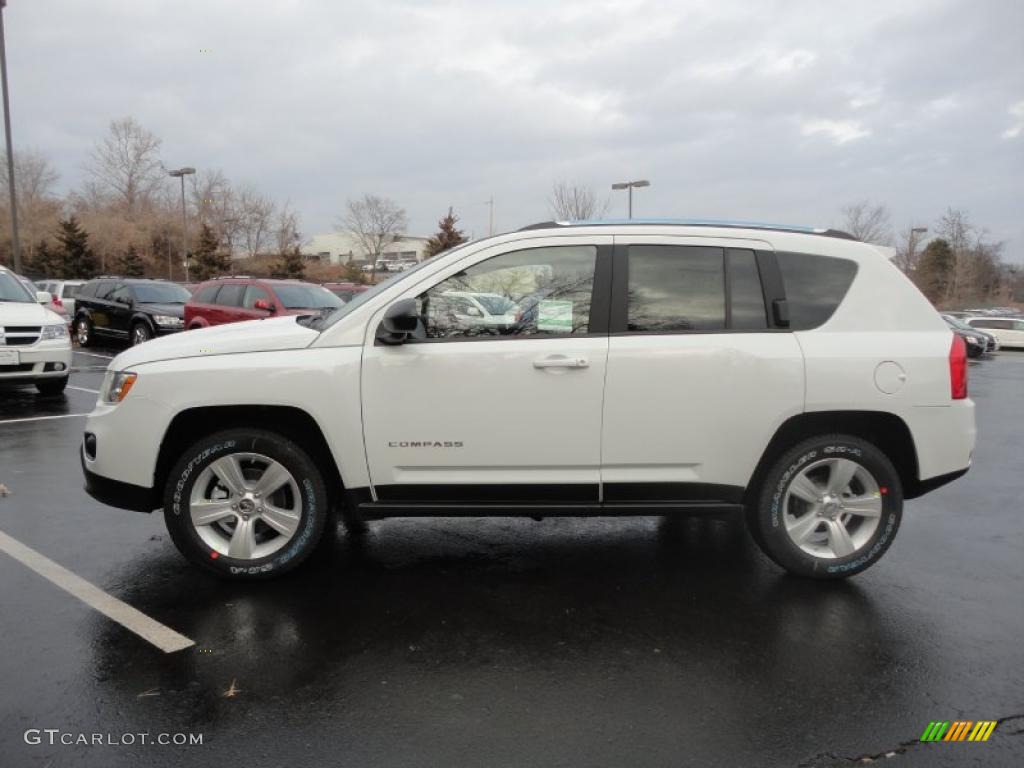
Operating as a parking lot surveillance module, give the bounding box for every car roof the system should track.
[518,217,858,240]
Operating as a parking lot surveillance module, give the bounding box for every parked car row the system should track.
[70,275,346,346]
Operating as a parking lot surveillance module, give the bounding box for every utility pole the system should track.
[611,179,650,219]
[168,167,195,281]
[0,0,21,272]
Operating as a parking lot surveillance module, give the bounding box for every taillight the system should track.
[949,334,967,400]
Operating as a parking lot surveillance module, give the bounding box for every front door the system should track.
[600,237,805,504]
[361,236,612,505]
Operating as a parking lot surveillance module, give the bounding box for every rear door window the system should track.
[192,284,220,303]
[215,284,245,306]
[626,246,726,332]
[776,252,858,330]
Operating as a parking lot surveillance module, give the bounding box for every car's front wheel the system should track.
[36,376,69,396]
[75,317,93,347]
[749,434,903,579]
[131,322,153,346]
[163,429,329,579]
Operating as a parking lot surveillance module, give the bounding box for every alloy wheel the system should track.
[782,457,884,559]
[189,452,302,559]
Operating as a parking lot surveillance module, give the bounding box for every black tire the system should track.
[163,429,329,580]
[36,376,69,396]
[75,316,93,347]
[131,322,153,346]
[748,434,903,580]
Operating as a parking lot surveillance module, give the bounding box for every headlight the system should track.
[153,315,184,328]
[101,371,138,403]
[40,323,69,340]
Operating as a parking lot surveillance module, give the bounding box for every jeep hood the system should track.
[110,315,319,369]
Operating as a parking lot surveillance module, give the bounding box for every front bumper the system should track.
[81,446,157,512]
[0,340,72,382]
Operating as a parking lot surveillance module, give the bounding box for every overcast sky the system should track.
[7,0,1023,257]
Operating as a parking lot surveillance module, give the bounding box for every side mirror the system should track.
[376,299,420,345]
[36,290,51,304]
[253,298,274,312]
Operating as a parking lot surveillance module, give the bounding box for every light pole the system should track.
[168,167,195,280]
[0,0,21,272]
[906,226,928,273]
[611,179,650,219]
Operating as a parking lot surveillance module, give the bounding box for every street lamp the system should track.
[168,167,195,280]
[611,179,650,219]
[0,0,21,272]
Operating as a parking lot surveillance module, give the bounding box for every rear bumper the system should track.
[81,446,157,513]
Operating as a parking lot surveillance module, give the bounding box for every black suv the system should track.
[73,277,191,347]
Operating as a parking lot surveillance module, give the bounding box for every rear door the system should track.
[600,236,805,505]
[88,280,119,338]
[211,283,245,325]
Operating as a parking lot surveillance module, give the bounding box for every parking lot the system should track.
[0,347,1021,767]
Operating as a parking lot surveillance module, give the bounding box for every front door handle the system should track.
[533,355,590,370]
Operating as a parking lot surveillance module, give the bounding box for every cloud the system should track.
[4,0,1023,258]
[1002,101,1024,139]
[800,119,871,145]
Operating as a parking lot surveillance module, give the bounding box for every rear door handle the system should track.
[533,355,590,369]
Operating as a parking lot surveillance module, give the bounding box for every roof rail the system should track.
[210,275,254,280]
[517,218,858,240]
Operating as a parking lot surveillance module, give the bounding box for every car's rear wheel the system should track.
[131,322,153,346]
[163,429,329,579]
[75,317,93,347]
[36,376,69,396]
[749,434,902,579]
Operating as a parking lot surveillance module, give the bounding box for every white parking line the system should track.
[0,529,194,653]
[72,351,114,360]
[68,385,100,394]
[0,413,87,425]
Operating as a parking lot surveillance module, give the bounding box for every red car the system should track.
[322,281,370,302]
[184,277,344,329]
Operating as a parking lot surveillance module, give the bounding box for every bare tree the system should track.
[840,201,892,244]
[86,117,164,217]
[234,184,277,259]
[1,150,62,263]
[273,203,301,255]
[548,181,608,221]
[338,194,408,280]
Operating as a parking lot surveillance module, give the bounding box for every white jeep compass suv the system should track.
[80,220,976,580]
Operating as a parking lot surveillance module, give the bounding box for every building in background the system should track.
[301,232,430,266]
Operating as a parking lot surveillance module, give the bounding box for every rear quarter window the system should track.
[192,284,220,303]
[776,252,858,330]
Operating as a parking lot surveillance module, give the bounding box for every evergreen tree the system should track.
[271,245,306,279]
[56,217,99,278]
[914,238,954,304]
[190,223,232,281]
[115,244,146,277]
[27,240,64,277]
[423,207,468,259]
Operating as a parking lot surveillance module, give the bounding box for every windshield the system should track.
[133,282,192,304]
[944,315,975,332]
[0,272,35,303]
[274,283,345,309]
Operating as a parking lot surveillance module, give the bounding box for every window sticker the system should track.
[537,300,573,332]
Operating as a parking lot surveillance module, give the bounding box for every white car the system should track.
[438,291,519,332]
[36,278,86,321]
[0,266,73,394]
[963,316,1024,349]
[81,219,975,581]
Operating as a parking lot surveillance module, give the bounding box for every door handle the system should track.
[533,355,589,369]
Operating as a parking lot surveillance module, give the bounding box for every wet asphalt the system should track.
[0,348,1021,768]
